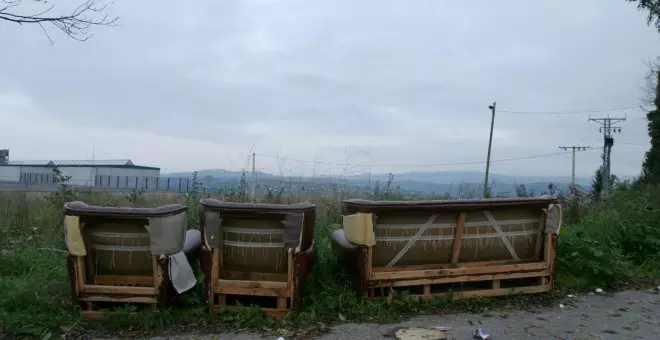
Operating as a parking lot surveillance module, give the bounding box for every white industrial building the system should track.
[0,150,161,189]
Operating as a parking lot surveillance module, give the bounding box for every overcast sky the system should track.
[1,0,659,178]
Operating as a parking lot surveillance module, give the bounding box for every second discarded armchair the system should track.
[199,198,316,316]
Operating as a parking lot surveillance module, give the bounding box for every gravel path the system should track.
[105,289,660,340]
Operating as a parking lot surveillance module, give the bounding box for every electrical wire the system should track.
[498,104,643,115]
[255,147,603,168]
[617,141,649,148]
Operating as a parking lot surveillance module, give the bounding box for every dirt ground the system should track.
[103,289,660,340]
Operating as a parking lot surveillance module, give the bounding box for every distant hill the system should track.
[164,169,591,197]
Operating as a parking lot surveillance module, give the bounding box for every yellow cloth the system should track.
[343,212,376,246]
[64,215,87,256]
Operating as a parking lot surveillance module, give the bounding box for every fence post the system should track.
[186,178,190,192]
[156,177,159,190]
[146,177,149,190]
[167,177,171,191]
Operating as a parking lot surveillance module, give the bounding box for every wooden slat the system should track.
[94,275,153,286]
[83,284,155,295]
[217,279,288,289]
[79,296,158,303]
[450,212,466,265]
[484,211,519,260]
[534,210,547,261]
[153,255,164,297]
[277,297,288,310]
[366,247,373,280]
[215,280,289,297]
[543,233,553,265]
[380,269,549,287]
[75,257,86,294]
[223,270,288,282]
[287,250,294,299]
[210,249,220,309]
[405,285,549,301]
[370,262,548,281]
[372,258,539,273]
[386,214,438,267]
[423,285,431,301]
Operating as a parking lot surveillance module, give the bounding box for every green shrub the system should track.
[558,184,660,289]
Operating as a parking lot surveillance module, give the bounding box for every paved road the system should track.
[108,289,660,340]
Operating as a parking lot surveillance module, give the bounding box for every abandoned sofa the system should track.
[63,201,202,319]
[332,196,561,301]
[199,198,315,316]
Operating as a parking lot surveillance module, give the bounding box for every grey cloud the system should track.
[0,0,659,177]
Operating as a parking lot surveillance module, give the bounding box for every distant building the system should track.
[0,149,8,165]
[0,152,160,189]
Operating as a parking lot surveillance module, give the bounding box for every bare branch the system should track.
[0,0,118,42]
[642,58,660,106]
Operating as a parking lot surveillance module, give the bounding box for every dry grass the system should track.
[0,181,659,339]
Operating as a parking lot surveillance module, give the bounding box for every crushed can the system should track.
[473,328,491,339]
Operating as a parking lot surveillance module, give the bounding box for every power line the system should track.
[617,141,648,148]
[498,104,643,115]
[255,147,603,168]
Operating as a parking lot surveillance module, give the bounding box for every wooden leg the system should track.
[277,297,287,310]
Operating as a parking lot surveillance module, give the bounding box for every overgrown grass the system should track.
[1,180,659,339]
[557,182,660,290]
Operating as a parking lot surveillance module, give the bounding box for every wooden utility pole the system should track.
[483,101,496,198]
[558,146,590,195]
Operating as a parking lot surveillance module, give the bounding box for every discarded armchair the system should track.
[331,196,562,301]
[64,201,202,320]
[199,198,316,316]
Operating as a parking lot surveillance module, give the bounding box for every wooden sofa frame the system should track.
[64,201,200,320]
[199,199,316,316]
[332,196,561,301]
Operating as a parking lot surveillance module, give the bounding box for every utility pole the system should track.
[483,101,496,198]
[589,115,626,197]
[251,152,257,202]
[558,146,590,195]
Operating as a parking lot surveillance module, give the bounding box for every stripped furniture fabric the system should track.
[64,201,202,319]
[199,198,316,315]
[332,196,561,300]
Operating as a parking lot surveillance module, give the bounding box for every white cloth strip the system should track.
[169,250,197,294]
[90,244,151,252]
[385,214,438,267]
[223,227,284,235]
[375,218,539,230]
[484,211,520,260]
[223,240,284,248]
[87,231,149,238]
[375,230,536,242]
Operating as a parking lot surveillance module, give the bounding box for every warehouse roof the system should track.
[2,159,159,170]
